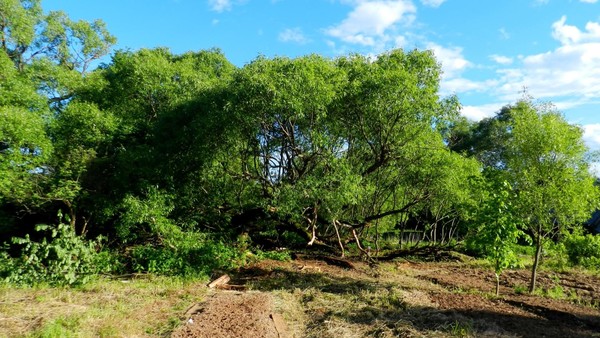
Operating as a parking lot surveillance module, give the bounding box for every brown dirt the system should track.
[402,261,600,337]
[171,257,600,338]
[171,291,285,338]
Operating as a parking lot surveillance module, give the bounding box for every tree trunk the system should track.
[529,232,543,293]
[495,273,500,296]
[63,200,77,232]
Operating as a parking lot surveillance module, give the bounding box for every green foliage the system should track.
[0,106,52,204]
[0,217,109,286]
[467,178,526,273]
[255,249,292,262]
[0,0,117,235]
[1,0,598,287]
[0,0,115,73]
[115,186,178,243]
[562,233,600,269]
[460,97,600,292]
[128,232,244,276]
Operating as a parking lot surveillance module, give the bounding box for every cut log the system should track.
[207,274,231,288]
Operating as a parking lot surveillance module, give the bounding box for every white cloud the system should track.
[394,35,407,47]
[552,16,600,45]
[490,54,513,65]
[208,0,232,12]
[425,42,486,95]
[279,28,310,44]
[495,44,600,100]
[427,43,471,78]
[420,0,446,8]
[442,78,498,95]
[583,124,600,151]
[580,0,598,3]
[461,17,600,113]
[325,0,416,47]
[460,104,501,121]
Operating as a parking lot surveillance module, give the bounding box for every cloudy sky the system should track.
[44,0,600,152]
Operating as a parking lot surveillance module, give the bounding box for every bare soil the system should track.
[173,256,600,338]
[171,291,284,338]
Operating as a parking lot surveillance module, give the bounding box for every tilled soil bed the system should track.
[171,291,285,338]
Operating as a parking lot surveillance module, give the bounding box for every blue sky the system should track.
[43,0,600,154]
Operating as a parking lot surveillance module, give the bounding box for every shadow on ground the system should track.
[232,264,600,338]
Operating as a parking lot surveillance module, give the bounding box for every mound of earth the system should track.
[171,291,286,338]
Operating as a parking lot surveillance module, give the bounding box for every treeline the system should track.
[1,1,599,291]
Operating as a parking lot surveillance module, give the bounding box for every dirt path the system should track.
[171,258,600,338]
[171,291,287,338]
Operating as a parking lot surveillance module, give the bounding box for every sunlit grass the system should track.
[0,275,208,337]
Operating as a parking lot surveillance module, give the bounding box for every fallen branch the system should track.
[208,274,231,288]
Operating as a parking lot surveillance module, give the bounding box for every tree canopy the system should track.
[1,0,599,290]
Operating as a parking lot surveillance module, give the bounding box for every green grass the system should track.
[0,275,208,337]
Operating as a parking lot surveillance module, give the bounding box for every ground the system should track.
[173,257,600,338]
[171,292,282,338]
[1,256,599,337]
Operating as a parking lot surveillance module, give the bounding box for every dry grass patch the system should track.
[0,276,208,337]
[238,260,469,338]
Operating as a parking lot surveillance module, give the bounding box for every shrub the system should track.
[255,249,291,262]
[128,232,245,277]
[1,220,110,286]
[563,233,600,269]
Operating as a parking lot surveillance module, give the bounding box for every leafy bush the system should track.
[128,232,245,277]
[255,249,291,262]
[539,241,569,270]
[115,187,179,244]
[562,233,600,269]
[0,221,110,286]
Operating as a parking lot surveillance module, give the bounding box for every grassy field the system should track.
[0,276,208,337]
[2,256,600,337]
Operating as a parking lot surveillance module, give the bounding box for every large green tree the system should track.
[458,99,599,293]
[201,49,481,252]
[74,47,236,240]
[0,0,116,235]
[505,100,598,292]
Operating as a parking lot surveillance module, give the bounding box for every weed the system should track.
[546,285,565,299]
[446,320,474,337]
[255,249,291,262]
[32,316,81,337]
[513,284,528,295]
[563,233,600,269]
[128,232,244,277]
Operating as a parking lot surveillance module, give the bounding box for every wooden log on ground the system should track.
[207,274,231,288]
